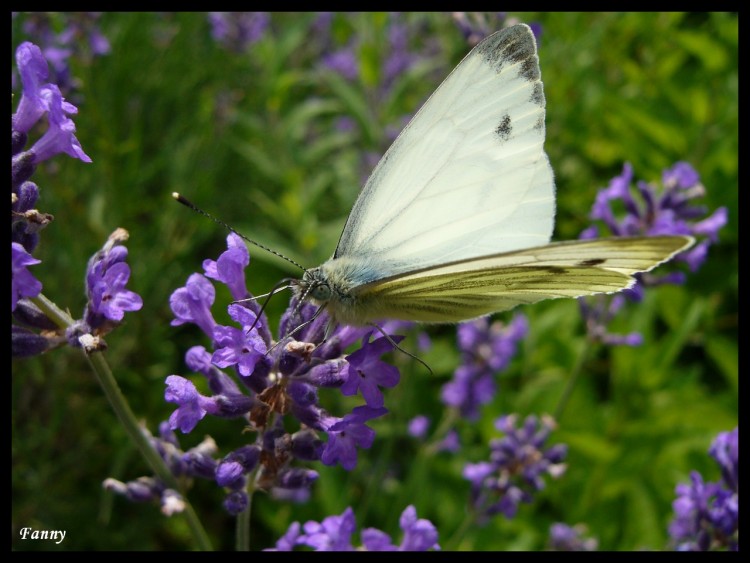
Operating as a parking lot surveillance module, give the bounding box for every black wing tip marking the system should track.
[476,25,539,79]
[476,25,545,115]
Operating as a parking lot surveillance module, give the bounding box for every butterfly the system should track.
[290,24,693,326]
[175,24,693,328]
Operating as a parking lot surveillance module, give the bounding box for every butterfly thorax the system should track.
[297,257,385,325]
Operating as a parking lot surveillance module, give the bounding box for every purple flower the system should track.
[222,490,248,516]
[103,476,164,503]
[28,84,91,163]
[383,23,418,88]
[11,242,42,311]
[208,12,269,53]
[211,304,268,377]
[579,162,725,344]
[669,427,738,551]
[269,521,302,551]
[360,527,396,551]
[442,315,527,420]
[341,332,402,408]
[57,14,111,56]
[582,162,725,272]
[12,42,50,134]
[170,273,218,338]
[158,233,402,511]
[321,405,388,470]
[11,40,116,358]
[11,182,51,253]
[12,325,50,357]
[322,47,359,80]
[84,229,143,329]
[104,428,227,516]
[463,414,567,522]
[360,504,441,551]
[579,294,644,347]
[663,161,700,188]
[216,446,260,488]
[438,429,461,453]
[272,505,439,552]
[708,427,738,492]
[396,505,440,551]
[12,40,91,194]
[17,13,110,96]
[408,415,430,439]
[548,523,598,551]
[203,233,250,301]
[451,13,539,47]
[164,376,220,433]
[299,507,357,551]
[12,41,89,164]
[181,438,219,480]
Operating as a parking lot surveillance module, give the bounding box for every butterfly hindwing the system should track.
[346,236,693,323]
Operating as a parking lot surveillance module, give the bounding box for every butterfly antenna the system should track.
[242,278,293,334]
[172,192,306,272]
[369,323,433,376]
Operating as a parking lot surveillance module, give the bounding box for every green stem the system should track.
[424,408,459,456]
[235,477,255,551]
[444,509,477,551]
[30,293,213,551]
[553,337,593,421]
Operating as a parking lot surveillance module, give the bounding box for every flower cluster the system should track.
[463,414,567,522]
[158,233,402,510]
[316,13,427,91]
[452,12,542,47]
[207,12,270,53]
[269,505,439,551]
[442,315,528,421]
[669,427,738,551]
[15,12,110,97]
[582,162,726,273]
[103,422,208,515]
[12,41,141,357]
[579,162,726,345]
[548,523,599,551]
[311,13,443,183]
[67,228,143,348]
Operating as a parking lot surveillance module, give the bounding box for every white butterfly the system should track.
[293,24,693,325]
[179,24,693,327]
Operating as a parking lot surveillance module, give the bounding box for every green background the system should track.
[12,12,737,550]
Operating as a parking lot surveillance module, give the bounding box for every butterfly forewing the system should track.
[333,25,555,283]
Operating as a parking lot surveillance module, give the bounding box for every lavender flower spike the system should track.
[669,427,738,551]
[84,228,143,330]
[11,242,42,311]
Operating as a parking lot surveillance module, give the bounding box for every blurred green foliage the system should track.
[12,12,737,551]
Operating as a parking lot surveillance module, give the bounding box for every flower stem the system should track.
[31,292,213,550]
[553,336,593,421]
[235,477,255,551]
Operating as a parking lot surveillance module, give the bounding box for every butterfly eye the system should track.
[310,283,332,302]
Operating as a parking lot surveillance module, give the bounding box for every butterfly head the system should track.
[297,267,333,304]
